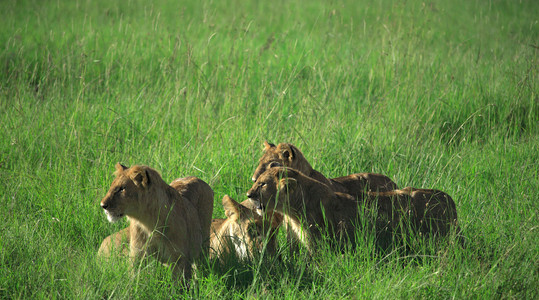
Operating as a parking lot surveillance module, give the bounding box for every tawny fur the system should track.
[252,142,398,197]
[247,167,359,253]
[367,186,460,238]
[99,163,213,282]
[247,167,459,253]
[209,196,281,261]
[98,227,130,257]
[99,176,214,259]
[169,176,214,253]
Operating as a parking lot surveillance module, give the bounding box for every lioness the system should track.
[247,167,360,253]
[252,142,398,196]
[100,163,213,282]
[209,195,281,261]
[247,167,459,252]
[99,176,214,259]
[368,187,460,238]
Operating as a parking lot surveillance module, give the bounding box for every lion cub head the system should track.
[211,195,281,260]
[252,141,311,182]
[100,163,157,222]
[247,167,299,212]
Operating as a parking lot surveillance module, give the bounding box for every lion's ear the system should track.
[263,141,276,151]
[269,161,282,168]
[278,177,297,194]
[222,195,242,218]
[131,169,150,188]
[115,163,128,173]
[281,144,295,160]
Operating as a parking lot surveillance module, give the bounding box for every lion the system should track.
[247,167,459,253]
[98,227,130,258]
[99,163,213,282]
[252,142,398,198]
[99,176,214,259]
[247,167,360,253]
[169,176,214,252]
[209,195,282,261]
[367,187,460,238]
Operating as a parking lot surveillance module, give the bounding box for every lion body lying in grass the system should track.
[248,167,459,253]
[209,196,281,261]
[247,167,360,253]
[99,163,213,282]
[368,187,460,240]
[252,142,398,196]
[99,196,281,263]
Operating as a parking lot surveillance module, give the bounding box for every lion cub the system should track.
[99,163,213,282]
[252,142,398,197]
[209,195,281,261]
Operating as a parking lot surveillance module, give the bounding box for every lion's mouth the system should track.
[104,210,124,222]
[248,198,264,211]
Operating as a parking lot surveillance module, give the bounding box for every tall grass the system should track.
[1,0,537,298]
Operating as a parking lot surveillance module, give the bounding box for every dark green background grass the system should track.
[1,0,537,298]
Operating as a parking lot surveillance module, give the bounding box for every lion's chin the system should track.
[104,210,124,223]
[248,198,264,211]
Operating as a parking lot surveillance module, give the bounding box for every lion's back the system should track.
[170,176,214,250]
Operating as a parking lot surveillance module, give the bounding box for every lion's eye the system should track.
[117,186,125,193]
[260,183,266,188]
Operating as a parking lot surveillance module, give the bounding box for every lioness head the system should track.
[247,167,298,212]
[214,195,281,259]
[100,163,158,222]
[252,141,311,182]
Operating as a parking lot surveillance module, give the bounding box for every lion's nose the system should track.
[101,203,108,210]
[246,191,254,199]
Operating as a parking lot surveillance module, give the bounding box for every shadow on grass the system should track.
[193,243,318,297]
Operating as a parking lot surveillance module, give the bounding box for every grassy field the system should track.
[1,0,537,298]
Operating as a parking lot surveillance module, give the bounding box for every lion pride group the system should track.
[99,142,460,283]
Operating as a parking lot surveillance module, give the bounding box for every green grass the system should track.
[1,0,537,298]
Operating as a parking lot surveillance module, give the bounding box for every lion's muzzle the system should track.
[247,197,264,211]
[102,206,124,222]
[100,199,124,222]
